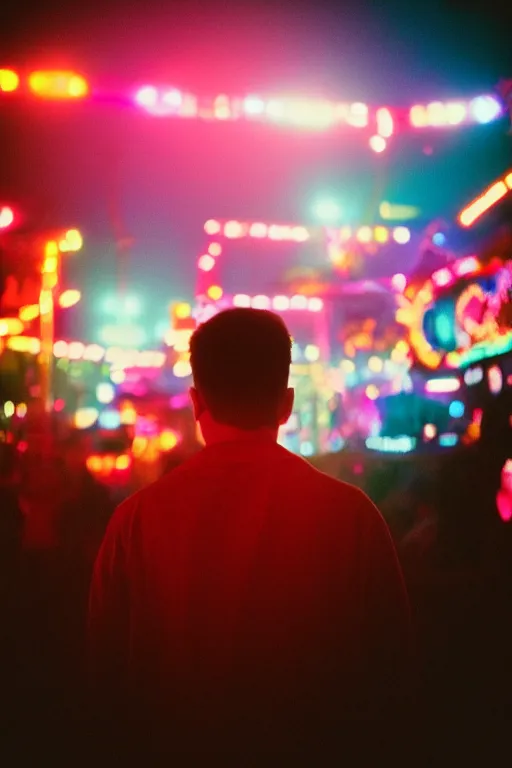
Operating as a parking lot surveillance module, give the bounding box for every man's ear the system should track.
[278,387,295,426]
[189,387,206,421]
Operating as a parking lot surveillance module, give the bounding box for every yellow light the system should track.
[132,436,148,456]
[505,172,512,190]
[373,226,389,243]
[86,455,103,473]
[75,407,99,429]
[175,302,192,319]
[115,454,131,470]
[28,71,89,99]
[45,240,59,257]
[19,304,40,322]
[120,405,137,425]
[424,424,437,440]
[304,344,320,362]
[459,180,508,227]
[0,317,24,336]
[58,289,81,309]
[110,369,126,385]
[7,336,40,354]
[160,430,179,452]
[365,384,379,401]
[42,254,58,274]
[207,285,223,301]
[368,356,383,373]
[0,69,19,92]
[4,401,15,418]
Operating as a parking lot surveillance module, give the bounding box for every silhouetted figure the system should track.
[89,309,413,763]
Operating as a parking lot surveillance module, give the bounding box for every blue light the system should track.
[448,400,465,419]
[470,95,502,124]
[439,433,458,448]
[99,409,121,430]
[299,441,315,457]
[432,232,446,247]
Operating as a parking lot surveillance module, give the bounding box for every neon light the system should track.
[459,180,508,227]
[0,206,14,229]
[233,294,251,308]
[425,377,460,393]
[208,243,222,256]
[0,69,19,92]
[393,226,411,244]
[365,436,416,453]
[439,433,458,447]
[249,222,268,238]
[453,256,480,277]
[464,366,483,386]
[204,219,221,235]
[198,254,215,271]
[376,107,394,138]
[28,71,88,99]
[58,289,81,308]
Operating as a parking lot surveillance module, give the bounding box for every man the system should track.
[89,309,413,762]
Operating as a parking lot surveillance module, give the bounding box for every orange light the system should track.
[115,454,131,471]
[58,289,81,309]
[103,455,115,472]
[28,70,89,99]
[86,455,103,473]
[0,69,19,92]
[160,430,179,451]
[19,304,40,322]
[0,317,24,336]
[132,436,148,456]
[207,285,223,301]
[459,180,508,227]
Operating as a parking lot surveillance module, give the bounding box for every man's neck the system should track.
[199,416,278,447]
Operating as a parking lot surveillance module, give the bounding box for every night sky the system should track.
[1,0,511,344]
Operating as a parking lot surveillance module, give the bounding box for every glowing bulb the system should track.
[198,254,215,271]
[393,227,411,244]
[365,385,379,401]
[0,69,19,92]
[160,430,179,451]
[208,243,222,256]
[369,135,386,153]
[96,382,115,404]
[207,285,223,301]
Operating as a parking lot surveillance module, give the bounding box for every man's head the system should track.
[189,308,294,433]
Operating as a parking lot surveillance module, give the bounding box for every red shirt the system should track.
[88,438,412,758]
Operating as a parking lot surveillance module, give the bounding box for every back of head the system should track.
[189,308,292,430]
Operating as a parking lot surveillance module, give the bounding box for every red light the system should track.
[0,206,14,229]
[28,71,89,99]
[0,69,19,93]
[54,398,65,412]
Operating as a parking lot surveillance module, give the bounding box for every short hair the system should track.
[189,308,292,429]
